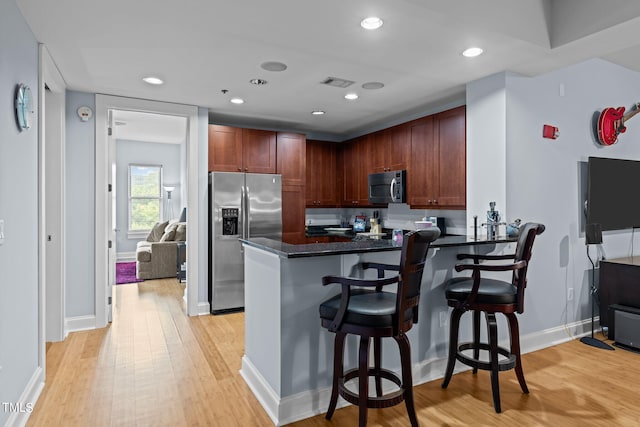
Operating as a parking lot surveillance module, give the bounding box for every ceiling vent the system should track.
[321,77,355,88]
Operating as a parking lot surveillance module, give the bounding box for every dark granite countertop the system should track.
[241,234,517,258]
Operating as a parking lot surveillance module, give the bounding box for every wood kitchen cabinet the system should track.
[370,124,411,173]
[277,132,307,243]
[339,137,370,207]
[408,106,466,209]
[306,140,338,207]
[208,125,276,173]
[277,133,306,186]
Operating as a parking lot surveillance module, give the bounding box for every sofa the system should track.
[136,220,186,280]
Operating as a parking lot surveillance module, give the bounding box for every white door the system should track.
[107,110,116,322]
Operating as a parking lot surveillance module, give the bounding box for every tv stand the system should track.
[599,257,640,327]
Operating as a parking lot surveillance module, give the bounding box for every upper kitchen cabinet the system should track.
[277,132,306,186]
[306,140,338,207]
[369,124,411,173]
[242,128,277,173]
[340,136,370,207]
[207,125,276,173]
[409,106,466,209]
[208,125,242,172]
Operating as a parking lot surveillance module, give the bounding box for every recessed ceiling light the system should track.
[362,81,384,90]
[462,47,484,58]
[142,76,164,85]
[261,61,288,72]
[361,16,383,30]
[344,93,359,100]
[230,98,245,104]
[311,110,325,115]
[249,78,268,85]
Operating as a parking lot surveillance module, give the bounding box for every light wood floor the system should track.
[28,278,640,427]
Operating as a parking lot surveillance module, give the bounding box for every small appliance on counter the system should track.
[483,201,505,240]
[415,216,447,235]
[370,210,382,234]
[353,215,367,232]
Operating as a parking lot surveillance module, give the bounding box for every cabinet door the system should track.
[282,185,306,244]
[277,133,306,244]
[387,124,410,172]
[277,133,306,186]
[208,125,242,172]
[369,129,389,173]
[340,141,357,205]
[408,116,438,206]
[305,140,320,206]
[242,128,276,173]
[306,140,337,207]
[435,106,466,208]
[354,135,372,205]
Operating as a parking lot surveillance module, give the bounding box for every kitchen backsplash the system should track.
[305,204,467,235]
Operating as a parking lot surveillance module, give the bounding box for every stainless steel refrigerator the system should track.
[208,172,282,314]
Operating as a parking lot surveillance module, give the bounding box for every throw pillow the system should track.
[160,225,177,242]
[146,220,169,242]
[174,223,187,241]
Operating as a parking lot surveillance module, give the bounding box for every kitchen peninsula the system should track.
[239,234,516,426]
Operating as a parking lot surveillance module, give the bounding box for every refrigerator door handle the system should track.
[246,185,251,238]
[241,184,246,239]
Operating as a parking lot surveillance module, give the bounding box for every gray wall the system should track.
[65,91,96,318]
[467,59,640,334]
[0,0,39,424]
[115,139,183,255]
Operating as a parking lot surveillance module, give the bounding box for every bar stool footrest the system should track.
[456,342,517,372]
[339,368,405,409]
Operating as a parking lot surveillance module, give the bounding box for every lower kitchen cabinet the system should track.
[282,185,306,244]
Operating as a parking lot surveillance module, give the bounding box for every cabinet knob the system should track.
[237,167,242,171]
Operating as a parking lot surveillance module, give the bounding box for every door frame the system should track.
[39,44,67,371]
[95,95,200,326]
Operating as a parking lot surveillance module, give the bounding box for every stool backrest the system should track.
[513,222,545,312]
[396,228,440,334]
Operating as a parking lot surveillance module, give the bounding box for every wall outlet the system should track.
[439,310,448,327]
[567,287,574,301]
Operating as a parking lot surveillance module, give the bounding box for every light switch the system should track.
[0,219,4,245]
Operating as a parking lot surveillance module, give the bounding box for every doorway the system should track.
[95,95,200,326]
[111,110,187,289]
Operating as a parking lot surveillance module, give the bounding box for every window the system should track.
[129,164,162,232]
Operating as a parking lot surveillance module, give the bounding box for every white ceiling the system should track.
[17,0,640,141]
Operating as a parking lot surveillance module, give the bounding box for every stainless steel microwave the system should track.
[368,170,406,204]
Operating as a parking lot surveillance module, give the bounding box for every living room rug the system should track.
[116,262,143,285]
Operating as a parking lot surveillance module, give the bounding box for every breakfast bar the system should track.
[239,235,516,426]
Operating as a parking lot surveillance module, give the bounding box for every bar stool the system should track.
[441,222,545,413]
[319,228,440,427]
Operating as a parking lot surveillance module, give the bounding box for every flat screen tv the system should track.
[586,156,640,231]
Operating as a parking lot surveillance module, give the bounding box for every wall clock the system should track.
[15,83,34,131]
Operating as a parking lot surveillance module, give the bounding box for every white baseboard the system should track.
[65,315,97,334]
[116,252,136,262]
[197,302,211,316]
[241,317,598,426]
[4,366,44,427]
[240,356,280,426]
